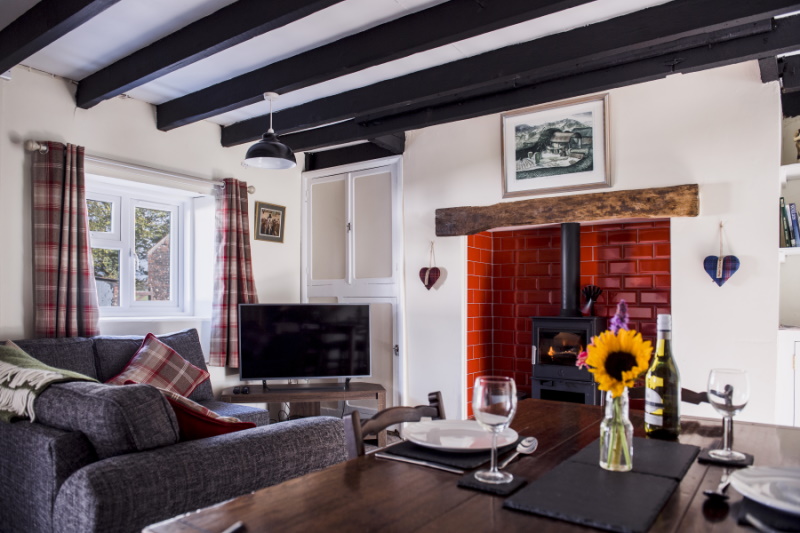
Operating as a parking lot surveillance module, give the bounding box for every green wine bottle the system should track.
[645,314,681,439]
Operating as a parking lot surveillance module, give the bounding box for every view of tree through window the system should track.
[87,199,112,233]
[135,207,172,301]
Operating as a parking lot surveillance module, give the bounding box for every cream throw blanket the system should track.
[0,344,96,423]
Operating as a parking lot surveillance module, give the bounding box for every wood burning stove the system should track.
[530,223,606,405]
[531,316,604,405]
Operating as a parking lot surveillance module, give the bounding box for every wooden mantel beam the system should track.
[435,184,699,237]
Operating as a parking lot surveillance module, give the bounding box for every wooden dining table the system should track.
[144,399,800,533]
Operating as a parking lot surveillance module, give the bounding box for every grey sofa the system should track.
[0,329,349,533]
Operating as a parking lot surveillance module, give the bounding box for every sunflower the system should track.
[585,328,652,398]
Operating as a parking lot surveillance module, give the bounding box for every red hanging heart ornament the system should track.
[419,267,441,290]
[420,241,441,290]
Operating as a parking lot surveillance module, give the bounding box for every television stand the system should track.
[219,382,387,447]
[261,378,351,392]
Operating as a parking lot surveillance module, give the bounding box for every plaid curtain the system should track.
[209,178,258,367]
[32,142,100,338]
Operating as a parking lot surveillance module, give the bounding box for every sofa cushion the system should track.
[106,334,209,397]
[200,400,271,426]
[10,337,98,379]
[93,329,213,401]
[34,381,179,459]
[157,388,255,441]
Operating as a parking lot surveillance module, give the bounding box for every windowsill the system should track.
[99,316,211,322]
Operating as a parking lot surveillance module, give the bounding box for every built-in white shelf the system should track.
[780,246,800,262]
[781,162,800,185]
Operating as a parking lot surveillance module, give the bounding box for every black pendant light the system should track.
[243,92,297,170]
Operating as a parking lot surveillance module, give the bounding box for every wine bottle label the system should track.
[645,387,664,426]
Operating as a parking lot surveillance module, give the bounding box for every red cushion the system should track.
[106,333,209,397]
[164,394,255,441]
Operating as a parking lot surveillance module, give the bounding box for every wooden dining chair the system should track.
[628,387,708,410]
[344,391,445,458]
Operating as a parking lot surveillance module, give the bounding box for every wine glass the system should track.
[472,376,517,484]
[707,369,750,462]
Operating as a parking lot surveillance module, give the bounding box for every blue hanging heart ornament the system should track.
[703,255,740,287]
[704,222,739,287]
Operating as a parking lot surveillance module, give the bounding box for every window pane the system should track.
[92,248,120,307]
[135,207,172,301]
[87,199,113,233]
[311,179,347,280]
[354,172,393,279]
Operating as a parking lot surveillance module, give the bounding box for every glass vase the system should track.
[600,388,633,472]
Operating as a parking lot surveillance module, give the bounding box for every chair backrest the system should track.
[628,387,708,410]
[345,391,445,458]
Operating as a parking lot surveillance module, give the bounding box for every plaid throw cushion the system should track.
[155,386,255,441]
[106,333,209,396]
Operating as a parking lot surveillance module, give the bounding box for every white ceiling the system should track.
[0,0,672,126]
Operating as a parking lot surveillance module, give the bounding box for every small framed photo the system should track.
[254,202,285,243]
[501,93,611,198]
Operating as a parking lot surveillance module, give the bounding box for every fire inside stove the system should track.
[540,331,584,366]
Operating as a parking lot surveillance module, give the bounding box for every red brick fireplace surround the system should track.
[466,220,671,415]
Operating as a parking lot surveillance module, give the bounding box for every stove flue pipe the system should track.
[560,222,581,317]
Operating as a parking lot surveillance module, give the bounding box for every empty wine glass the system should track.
[472,376,517,484]
[707,369,750,462]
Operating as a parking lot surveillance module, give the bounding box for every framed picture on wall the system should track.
[501,94,611,198]
[254,202,285,243]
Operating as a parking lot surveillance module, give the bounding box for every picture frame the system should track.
[501,94,611,198]
[254,202,285,243]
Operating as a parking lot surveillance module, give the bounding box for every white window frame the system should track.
[86,176,194,318]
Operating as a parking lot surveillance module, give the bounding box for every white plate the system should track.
[402,420,518,452]
[730,467,800,516]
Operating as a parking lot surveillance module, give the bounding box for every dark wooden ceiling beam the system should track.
[782,54,800,92]
[783,90,800,117]
[223,0,800,146]
[304,135,405,172]
[156,0,596,131]
[0,0,122,75]
[758,56,782,83]
[369,133,405,155]
[75,0,344,109]
[275,14,800,152]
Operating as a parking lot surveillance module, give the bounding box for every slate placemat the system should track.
[570,437,700,480]
[503,461,678,533]
[458,470,527,496]
[381,437,522,470]
[697,448,754,467]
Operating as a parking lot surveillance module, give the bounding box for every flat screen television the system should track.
[238,303,371,382]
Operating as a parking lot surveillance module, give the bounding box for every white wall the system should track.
[402,62,783,424]
[0,66,302,394]
[0,62,787,423]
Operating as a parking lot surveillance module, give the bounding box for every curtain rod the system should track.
[24,140,255,194]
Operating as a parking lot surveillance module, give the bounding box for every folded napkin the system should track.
[381,437,522,470]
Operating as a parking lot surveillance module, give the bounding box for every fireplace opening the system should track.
[465,219,671,414]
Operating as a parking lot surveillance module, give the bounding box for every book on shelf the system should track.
[790,203,800,246]
[780,197,794,247]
